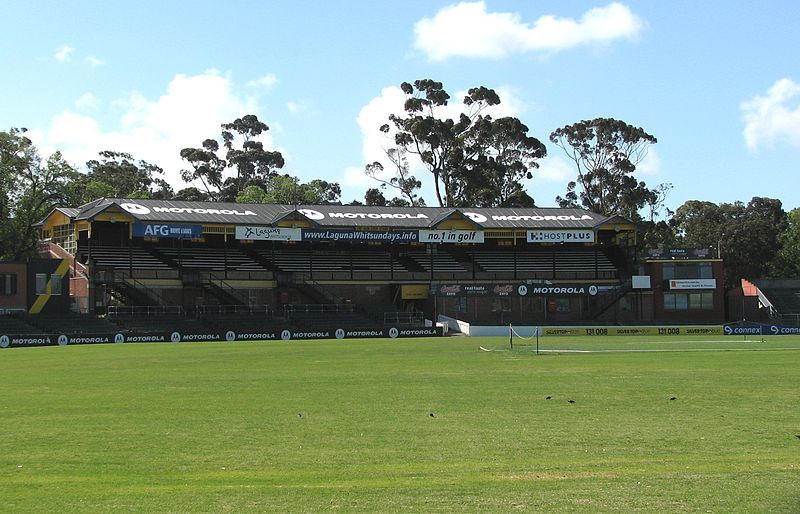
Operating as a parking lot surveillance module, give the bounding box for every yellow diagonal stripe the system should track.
[29,260,72,314]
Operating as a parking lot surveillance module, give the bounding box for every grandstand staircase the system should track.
[202,275,250,306]
[446,247,478,276]
[294,279,343,304]
[242,248,277,273]
[588,280,633,320]
[105,278,163,307]
[148,247,179,269]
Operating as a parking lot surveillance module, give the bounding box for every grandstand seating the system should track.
[257,248,409,275]
[158,247,264,272]
[762,288,800,314]
[471,249,617,279]
[0,315,43,335]
[109,313,215,334]
[80,245,172,271]
[405,249,469,274]
[76,244,617,282]
[20,313,121,335]
[285,304,386,330]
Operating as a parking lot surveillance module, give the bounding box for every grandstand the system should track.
[747,279,800,323]
[0,197,735,346]
[24,198,646,333]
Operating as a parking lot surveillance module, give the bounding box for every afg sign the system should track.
[132,223,201,239]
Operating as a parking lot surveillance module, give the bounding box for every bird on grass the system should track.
[545,396,552,400]
[670,397,677,401]
[567,400,575,404]
[429,413,435,418]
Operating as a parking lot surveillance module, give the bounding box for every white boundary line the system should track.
[532,347,800,354]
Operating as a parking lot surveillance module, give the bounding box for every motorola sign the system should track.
[121,203,151,215]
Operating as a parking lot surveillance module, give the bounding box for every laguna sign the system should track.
[235,226,302,241]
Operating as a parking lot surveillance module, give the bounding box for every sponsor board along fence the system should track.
[0,326,443,348]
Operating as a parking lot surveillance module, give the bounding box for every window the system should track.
[492,298,511,312]
[664,292,713,310]
[0,274,17,296]
[455,297,467,313]
[556,298,571,313]
[662,262,714,280]
[35,273,62,296]
[35,273,48,295]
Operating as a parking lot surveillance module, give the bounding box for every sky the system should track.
[2,1,799,214]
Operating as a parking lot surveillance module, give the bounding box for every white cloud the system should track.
[742,78,800,151]
[29,71,276,192]
[636,148,661,176]
[246,73,278,89]
[414,1,643,61]
[75,92,100,110]
[54,45,74,62]
[86,56,105,67]
[287,99,314,117]
[533,155,575,183]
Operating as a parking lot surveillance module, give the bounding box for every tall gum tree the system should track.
[549,118,662,219]
[381,79,546,207]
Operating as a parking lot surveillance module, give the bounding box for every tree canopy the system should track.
[181,114,284,201]
[1,128,78,260]
[380,79,546,208]
[549,118,665,220]
[671,197,787,288]
[236,175,341,205]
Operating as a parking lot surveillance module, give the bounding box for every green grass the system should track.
[1,336,799,512]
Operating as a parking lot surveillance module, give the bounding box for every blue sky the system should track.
[2,1,799,213]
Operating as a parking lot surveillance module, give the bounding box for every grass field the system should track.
[1,335,799,512]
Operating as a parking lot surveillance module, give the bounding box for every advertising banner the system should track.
[0,325,444,348]
[235,226,302,241]
[435,284,515,297]
[541,325,723,337]
[517,284,599,296]
[301,229,418,243]
[527,229,595,243]
[401,284,430,300]
[646,248,713,259]
[132,223,201,239]
[419,230,484,244]
[723,324,800,336]
[669,279,717,290]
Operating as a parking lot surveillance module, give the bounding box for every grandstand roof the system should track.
[44,198,631,231]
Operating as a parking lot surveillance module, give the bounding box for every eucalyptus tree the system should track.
[380,79,546,207]
[550,118,661,219]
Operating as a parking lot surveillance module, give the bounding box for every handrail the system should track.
[755,288,779,319]
[284,303,355,313]
[195,304,272,317]
[107,305,184,317]
[205,272,250,305]
[383,311,424,325]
